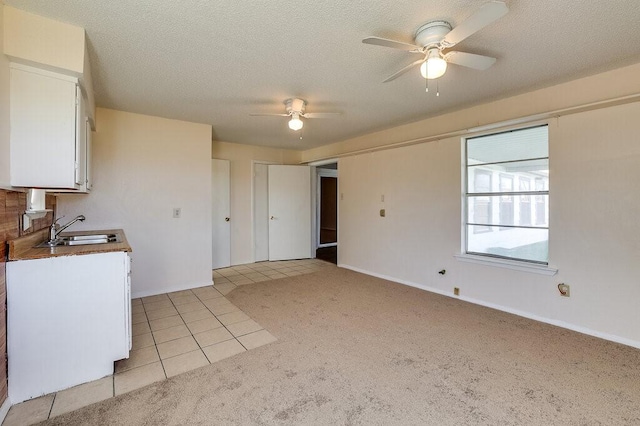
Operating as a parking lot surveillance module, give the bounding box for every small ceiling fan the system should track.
[250,98,341,131]
[362,1,509,83]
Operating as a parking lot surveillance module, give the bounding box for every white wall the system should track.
[338,101,640,347]
[0,4,11,187]
[57,108,213,298]
[212,141,300,265]
[302,62,640,163]
[3,6,95,122]
[3,5,85,74]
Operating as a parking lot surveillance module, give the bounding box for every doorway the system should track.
[316,163,338,264]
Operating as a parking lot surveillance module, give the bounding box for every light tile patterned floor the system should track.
[3,258,333,426]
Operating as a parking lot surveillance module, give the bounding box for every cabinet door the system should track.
[10,65,79,189]
[47,95,91,193]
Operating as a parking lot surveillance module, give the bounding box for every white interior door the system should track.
[253,163,269,262]
[212,159,231,269]
[268,165,311,261]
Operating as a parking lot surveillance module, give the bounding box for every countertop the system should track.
[7,228,132,261]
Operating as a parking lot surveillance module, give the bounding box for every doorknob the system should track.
[270,216,275,220]
[225,217,230,222]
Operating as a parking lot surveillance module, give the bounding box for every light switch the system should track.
[380,209,385,217]
[381,194,385,202]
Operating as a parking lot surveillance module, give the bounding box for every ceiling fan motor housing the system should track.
[284,98,307,115]
[415,21,452,48]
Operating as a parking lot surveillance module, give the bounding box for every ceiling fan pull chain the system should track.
[425,77,429,93]
[436,80,440,97]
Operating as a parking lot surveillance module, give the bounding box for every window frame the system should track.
[462,124,550,266]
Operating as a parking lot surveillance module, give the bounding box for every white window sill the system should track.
[454,253,558,276]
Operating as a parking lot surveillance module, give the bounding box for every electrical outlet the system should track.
[379,209,385,217]
[173,208,181,218]
[558,283,570,297]
[453,287,460,296]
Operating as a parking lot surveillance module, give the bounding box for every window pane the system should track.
[467,159,549,193]
[467,225,548,263]
[467,126,548,165]
[467,195,549,227]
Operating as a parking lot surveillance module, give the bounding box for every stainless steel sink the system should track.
[61,234,115,242]
[36,233,121,247]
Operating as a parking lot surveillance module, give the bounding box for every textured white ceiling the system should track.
[5,1,640,149]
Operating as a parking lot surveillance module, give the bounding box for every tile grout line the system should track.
[157,294,189,376]
[194,291,247,354]
[176,291,215,364]
[47,392,56,420]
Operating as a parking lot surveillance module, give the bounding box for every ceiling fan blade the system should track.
[382,58,424,83]
[249,113,290,117]
[362,36,420,52]
[303,112,342,119]
[445,51,496,70]
[441,1,508,48]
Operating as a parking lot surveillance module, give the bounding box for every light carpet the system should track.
[42,267,640,425]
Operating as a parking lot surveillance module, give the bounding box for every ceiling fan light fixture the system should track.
[288,113,303,131]
[420,49,447,79]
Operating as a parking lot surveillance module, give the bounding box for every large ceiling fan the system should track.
[363,1,509,83]
[250,98,341,131]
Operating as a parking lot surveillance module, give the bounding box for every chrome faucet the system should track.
[49,215,86,242]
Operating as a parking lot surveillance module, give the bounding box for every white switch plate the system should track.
[173,208,181,218]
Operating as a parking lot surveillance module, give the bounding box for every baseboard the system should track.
[0,397,11,424]
[338,263,640,350]
[131,280,214,299]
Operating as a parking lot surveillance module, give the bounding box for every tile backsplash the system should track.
[0,189,56,406]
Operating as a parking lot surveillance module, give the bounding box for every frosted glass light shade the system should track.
[420,51,447,80]
[288,114,303,131]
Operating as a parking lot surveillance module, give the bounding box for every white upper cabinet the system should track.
[10,63,91,192]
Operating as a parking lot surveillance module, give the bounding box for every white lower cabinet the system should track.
[6,251,132,403]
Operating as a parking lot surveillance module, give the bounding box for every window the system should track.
[472,170,492,234]
[534,177,547,226]
[498,174,514,230]
[519,177,532,226]
[465,125,549,264]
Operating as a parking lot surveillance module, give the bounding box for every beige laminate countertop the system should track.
[8,228,132,261]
